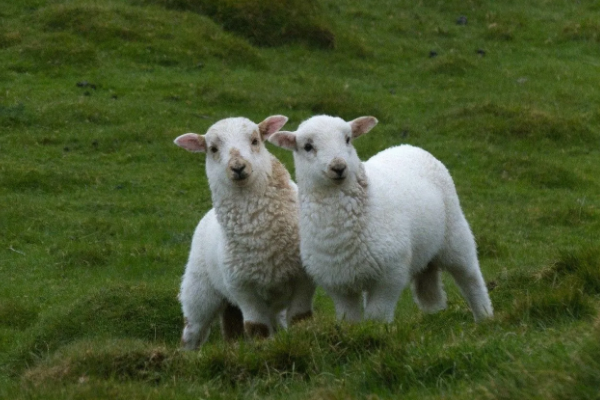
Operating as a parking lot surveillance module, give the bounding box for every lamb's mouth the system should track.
[331,176,346,184]
[231,173,250,185]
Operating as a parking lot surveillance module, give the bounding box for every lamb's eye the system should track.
[251,138,259,146]
[345,137,350,144]
[304,143,314,152]
[210,146,218,153]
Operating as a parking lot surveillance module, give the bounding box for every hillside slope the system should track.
[1,0,599,398]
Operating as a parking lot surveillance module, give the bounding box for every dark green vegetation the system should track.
[1,0,599,398]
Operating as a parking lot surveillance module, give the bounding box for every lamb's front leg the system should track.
[363,278,405,323]
[233,288,274,338]
[328,289,363,322]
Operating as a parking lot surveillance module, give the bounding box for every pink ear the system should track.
[258,115,289,139]
[268,131,297,150]
[349,116,378,138]
[174,133,206,153]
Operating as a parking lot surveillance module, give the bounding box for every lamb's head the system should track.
[268,115,377,188]
[174,115,288,188]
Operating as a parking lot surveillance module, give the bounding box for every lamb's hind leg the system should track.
[221,302,244,341]
[287,274,316,326]
[441,221,493,322]
[411,261,447,314]
[180,273,224,350]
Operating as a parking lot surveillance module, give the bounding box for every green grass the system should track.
[1,0,600,398]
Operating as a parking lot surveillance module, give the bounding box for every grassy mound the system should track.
[439,102,595,144]
[3,1,260,74]
[9,285,181,375]
[137,0,335,48]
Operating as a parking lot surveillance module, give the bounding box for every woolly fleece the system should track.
[175,116,314,349]
[269,115,493,323]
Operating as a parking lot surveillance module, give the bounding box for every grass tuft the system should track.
[476,234,508,259]
[484,11,525,41]
[35,4,142,42]
[23,340,173,385]
[536,204,598,227]
[0,29,22,48]
[511,284,595,326]
[0,103,30,127]
[497,247,600,327]
[499,156,586,190]
[562,19,600,42]
[0,167,96,194]
[427,54,476,76]
[0,301,39,331]
[545,247,600,295]
[21,32,98,68]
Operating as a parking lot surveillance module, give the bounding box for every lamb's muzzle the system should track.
[327,157,347,181]
[228,157,251,183]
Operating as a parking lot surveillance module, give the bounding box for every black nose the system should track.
[331,165,346,177]
[231,165,246,174]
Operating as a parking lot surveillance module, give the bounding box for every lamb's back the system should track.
[363,145,450,271]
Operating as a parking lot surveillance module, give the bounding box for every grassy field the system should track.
[1,0,600,398]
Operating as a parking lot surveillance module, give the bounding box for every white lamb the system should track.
[268,115,493,323]
[174,115,315,350]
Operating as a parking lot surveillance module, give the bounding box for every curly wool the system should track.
[214,156,302,289]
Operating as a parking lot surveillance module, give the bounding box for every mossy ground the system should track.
[1,0,599,398]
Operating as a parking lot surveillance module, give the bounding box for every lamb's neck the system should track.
[214,190,267,239]
[213,159,296,244]
[299,163,382,288]
[299,163,369,241]
[211,159,301,284]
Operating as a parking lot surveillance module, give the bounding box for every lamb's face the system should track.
[203,118,266,187]
[268,115,378,189]
[174,116,288,189]
[294,117,358,187]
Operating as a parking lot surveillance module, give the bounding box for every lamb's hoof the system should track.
[244,322,270,339]
[180,338,197,351]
